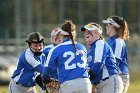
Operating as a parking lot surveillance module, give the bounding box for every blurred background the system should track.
[0,0,140,93]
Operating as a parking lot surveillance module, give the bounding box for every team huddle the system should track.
[8,16,130,93]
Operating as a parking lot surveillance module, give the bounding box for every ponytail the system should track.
[67,21,77,53]
[118,20,129,40]
[123,20,129,40]
[61,20,77,53]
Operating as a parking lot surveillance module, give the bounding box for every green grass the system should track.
[127,81,140,93]
[0,85,8,93]
[0,81,140,93]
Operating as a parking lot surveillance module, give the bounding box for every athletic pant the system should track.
[120,74,130,93]
[60,78,92,93]
[8,79,37,93]
[96,74,124,93]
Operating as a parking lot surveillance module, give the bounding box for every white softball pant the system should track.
[38,87,45,93]
[96,74,124,93]
[120,74,130,93]
[60,78,92,93]
[8,79,37,93]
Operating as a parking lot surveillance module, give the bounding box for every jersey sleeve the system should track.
[114,38,123,59]
[22,50,45,73]
[91,40,104,75]
[44,47,58,75]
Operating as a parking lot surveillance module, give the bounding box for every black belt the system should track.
[94,77,109,85]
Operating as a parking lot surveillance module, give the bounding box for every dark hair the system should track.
[111,16,129,40]
[61,20,77,53]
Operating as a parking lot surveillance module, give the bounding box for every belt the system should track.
[94,77,109,85]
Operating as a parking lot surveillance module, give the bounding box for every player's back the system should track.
[46,39,89,83]
[107,36,129,74]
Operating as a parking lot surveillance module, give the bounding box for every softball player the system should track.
[42,20,92,93]
[43,27,62,57]
[8,32,46,93]
[81,22,123,93]
[39,27,62,93]
[102,16,130,93]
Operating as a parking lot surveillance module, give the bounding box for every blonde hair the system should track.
[88,22,104,40]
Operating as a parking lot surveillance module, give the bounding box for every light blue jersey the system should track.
[42,38,89,84]
[107,35,129,75]
[87,39,119,84]
[12,48,46,87]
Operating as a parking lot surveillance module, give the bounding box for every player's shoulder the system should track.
[95,39,105,47]
[20,49,28,56]
[76,42,84,45]
[44,44,54,49]
[47,44,61,54]
[19,49,32,60]
[95,40,112,52]
[76,42,86,48]
[115,38,125,46]
[76,42,87,52]
[116,38,124,43]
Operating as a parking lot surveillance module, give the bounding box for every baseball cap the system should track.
[81,23,102,34]
[102,17,120,28]
[51,27,61,37]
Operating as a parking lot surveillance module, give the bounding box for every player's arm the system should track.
[42,47,58,80]
[90,41,104,77]
[91,62,103,75]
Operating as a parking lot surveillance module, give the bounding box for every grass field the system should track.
[0,81,140,93]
